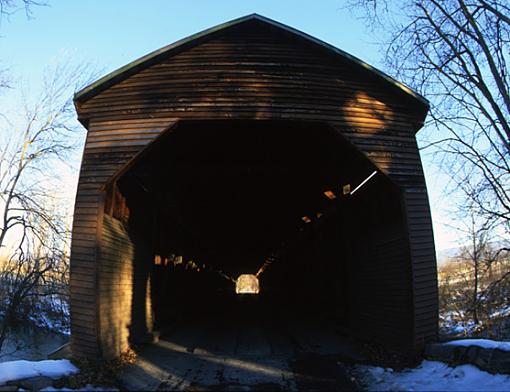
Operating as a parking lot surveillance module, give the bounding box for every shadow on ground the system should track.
[120,316,363,391]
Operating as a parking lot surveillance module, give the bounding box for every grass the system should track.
[53,348,137,390]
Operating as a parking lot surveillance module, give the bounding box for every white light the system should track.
[350,171,377,195]
[235,274,260,294]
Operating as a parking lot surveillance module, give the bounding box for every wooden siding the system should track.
[352,224,413,346]
[98,215,134,358]
[71,22,437,357]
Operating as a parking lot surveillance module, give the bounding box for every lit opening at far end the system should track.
[235,274,260,294]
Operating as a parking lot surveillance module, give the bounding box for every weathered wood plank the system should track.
[70,20,436,359]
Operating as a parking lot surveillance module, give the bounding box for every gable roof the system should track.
[74,14,429,111]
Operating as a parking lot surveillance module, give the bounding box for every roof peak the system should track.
[74,14,428,111]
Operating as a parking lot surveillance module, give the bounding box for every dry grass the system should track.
[54,347,137,389]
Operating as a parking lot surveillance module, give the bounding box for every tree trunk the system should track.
[473,234,480,324]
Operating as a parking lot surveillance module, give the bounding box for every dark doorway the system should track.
[112,120,406,344]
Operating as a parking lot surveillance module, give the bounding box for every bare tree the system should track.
[455,213,494,324]
[348,0,510,238]
[437,210,510,337]
[0,222,67,352]
[0,0,46,19]
[0,61,89,353]
[348,0,510,338]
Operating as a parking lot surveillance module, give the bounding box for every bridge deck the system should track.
[120,316,364,391]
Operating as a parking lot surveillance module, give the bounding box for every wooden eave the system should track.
[74,13,429,129]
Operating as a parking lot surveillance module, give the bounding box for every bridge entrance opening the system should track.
[105,120,407,347]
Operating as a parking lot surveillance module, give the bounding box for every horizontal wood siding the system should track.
[70,120,172,357]
[99,215,134,359]
[405,188,439,344]
[70,129,101,357]
[352,224,413,347]
[71,22,437,357]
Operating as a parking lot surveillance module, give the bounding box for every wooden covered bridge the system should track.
[70,14,438,360]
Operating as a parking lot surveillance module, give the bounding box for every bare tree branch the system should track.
[348,0,510,335]
[0,61,92,352]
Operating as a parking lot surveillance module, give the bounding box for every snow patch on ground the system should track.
[445,338,510,352]
[439,305,510,340]
[355,360,510,391]
[439,311,479,336]
[0,359,78,385]
[491,304,510,319]
[0,329,68,363]
[29,295,70,336]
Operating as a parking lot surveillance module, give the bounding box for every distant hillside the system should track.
[436,240,509,266]
[437,247,460,266]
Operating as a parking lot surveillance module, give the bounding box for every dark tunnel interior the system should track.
[112,120,405,337]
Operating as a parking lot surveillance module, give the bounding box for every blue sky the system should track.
[2,0,376,83]
[0,0,457,251]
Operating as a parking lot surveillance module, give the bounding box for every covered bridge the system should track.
[71,14,438,359]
